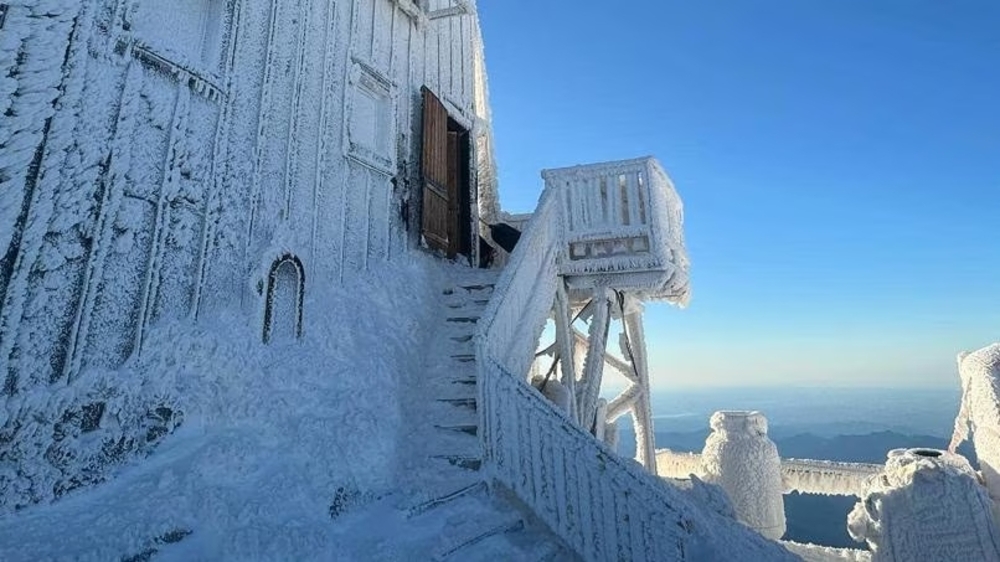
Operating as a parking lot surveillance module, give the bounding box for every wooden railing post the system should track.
[951,343,1000,516]
[622,296,657,475]
[576,289,611,432]
[554,280,578,420]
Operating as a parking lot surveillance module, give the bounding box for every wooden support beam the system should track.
[554,281,578,420]
[622,294,657,475]
[577,290,611,432]
[605,384,641,423]
[571,329,638,383]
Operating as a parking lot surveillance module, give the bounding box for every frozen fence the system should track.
[656,450,881,498]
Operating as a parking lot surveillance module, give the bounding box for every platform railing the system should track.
[476,161,794,561]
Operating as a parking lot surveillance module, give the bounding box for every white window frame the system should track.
[343,60,396,174]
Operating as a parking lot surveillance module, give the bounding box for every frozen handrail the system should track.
[781,459,881,497]
[656,449,881,498]
[951,343,1000,506]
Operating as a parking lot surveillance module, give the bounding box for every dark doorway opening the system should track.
[447,118,472,261]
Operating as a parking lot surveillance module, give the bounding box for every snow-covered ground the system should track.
[0,256,429,558]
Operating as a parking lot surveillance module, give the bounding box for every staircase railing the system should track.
[476,167,795,561]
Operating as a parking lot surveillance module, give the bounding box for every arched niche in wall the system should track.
[263,255,305,344]
[131,0,227,68]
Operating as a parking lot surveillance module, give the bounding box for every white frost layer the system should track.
[782,458,882,497]
[782,540,872,562]
[951,343,1000,509]
[0,258,439,561]
[659,448,882,498]
[701,411,787,540]
[656,448,705,480]
[540,157,691,306]
[847,448,1000,562]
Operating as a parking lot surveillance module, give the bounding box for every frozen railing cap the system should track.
[541,156,691,306]
[848,448,1000,562]
[710,410,769,435]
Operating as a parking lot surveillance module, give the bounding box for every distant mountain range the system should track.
[617,423,977,548]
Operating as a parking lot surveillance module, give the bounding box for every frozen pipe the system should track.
[848,448,1000,562]
[701,411,786,540]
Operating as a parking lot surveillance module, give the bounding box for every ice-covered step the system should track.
[457,282,495,292]
[427,403,477,424]
[443,282,495,294]
[426,376,477,392]
[443,290,492,304]
[434,423,478,436]
[424,428,480,451]
[436,396,476,409]
[443,332,477,348]
[431,454,482,471]
[426,388,476,408]
[445,298,491,310]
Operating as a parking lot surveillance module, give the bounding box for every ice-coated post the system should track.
[700,411,786,539]
[848,448,1000,562]
[951,344,1000,513]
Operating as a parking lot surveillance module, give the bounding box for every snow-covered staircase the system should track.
[384,268,577,561]
[422,277,497,473]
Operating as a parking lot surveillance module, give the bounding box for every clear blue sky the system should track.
[478,1,1000,388]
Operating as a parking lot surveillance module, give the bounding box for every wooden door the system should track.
[421,87,451,254]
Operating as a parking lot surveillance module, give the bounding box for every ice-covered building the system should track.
[1,1,999,561]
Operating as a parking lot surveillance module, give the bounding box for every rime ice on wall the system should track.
[0,0,497,511]
[951,343,1000,509]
